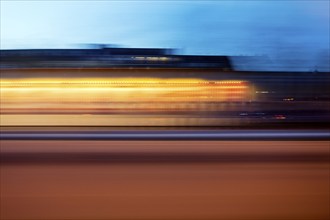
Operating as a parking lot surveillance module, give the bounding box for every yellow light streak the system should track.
[1,78,252,110]
[1,78,245,85]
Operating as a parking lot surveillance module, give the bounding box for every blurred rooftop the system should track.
[0,45,232,70]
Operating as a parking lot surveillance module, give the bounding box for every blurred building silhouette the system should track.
[0,46,232,70]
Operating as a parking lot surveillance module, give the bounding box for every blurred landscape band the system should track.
[1,45,329,127]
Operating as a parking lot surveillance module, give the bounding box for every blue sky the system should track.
[1,1,329,71]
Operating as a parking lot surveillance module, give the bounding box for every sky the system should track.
[0,0,329,71]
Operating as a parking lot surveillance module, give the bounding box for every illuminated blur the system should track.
[1,77,255,125]
[1,78,250,103]
[1,70,330,126]
[1,46,329,126]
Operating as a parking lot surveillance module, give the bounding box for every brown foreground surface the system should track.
[1,140,329,220]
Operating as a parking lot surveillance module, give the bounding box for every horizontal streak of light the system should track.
[1,78,251,107]
[1,78,246,83]
[1,87,248,91]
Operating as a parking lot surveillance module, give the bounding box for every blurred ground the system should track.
[1,140,329,220]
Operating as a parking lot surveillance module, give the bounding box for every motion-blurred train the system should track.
[1,46,329,126]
